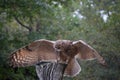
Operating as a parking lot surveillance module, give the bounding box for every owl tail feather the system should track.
[64,58,81,77]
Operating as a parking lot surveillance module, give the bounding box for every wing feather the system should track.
[73,40,105,65]
[9,39,57,67]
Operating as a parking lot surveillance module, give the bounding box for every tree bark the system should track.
[35,62,67,80]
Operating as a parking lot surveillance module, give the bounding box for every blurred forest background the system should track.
[0,0,120,80]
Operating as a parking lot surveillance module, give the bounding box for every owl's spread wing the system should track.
[64,58,81,77]
[73,40,105,65]
[9,39,57,67]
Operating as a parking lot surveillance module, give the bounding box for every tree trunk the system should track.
[35,62,67,80]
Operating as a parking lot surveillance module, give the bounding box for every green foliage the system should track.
[0,0,120,80]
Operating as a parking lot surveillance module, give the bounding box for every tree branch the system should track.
[36,20,41,32]
[14,16,32,31]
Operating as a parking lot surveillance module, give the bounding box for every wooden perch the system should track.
[36,62,67,80]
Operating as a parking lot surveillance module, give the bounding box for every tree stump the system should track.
[36,62,67,80]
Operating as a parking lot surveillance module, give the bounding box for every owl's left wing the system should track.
[73,40,105,65]
[9,39,57,67]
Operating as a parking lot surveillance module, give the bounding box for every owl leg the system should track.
[56,51,61,63]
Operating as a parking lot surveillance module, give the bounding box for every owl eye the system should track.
[57,46,61,49]
[55,45,61,49]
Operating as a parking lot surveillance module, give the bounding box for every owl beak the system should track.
[54,47,61,52]
[56,49,61,52]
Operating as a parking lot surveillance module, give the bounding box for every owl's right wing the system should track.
[9,39,57,67]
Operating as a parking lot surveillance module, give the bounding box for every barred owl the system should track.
[9,39,105,77]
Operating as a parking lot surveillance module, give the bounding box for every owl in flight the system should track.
[9,39,105,77]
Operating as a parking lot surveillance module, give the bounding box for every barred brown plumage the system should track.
[8,39,105,77]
